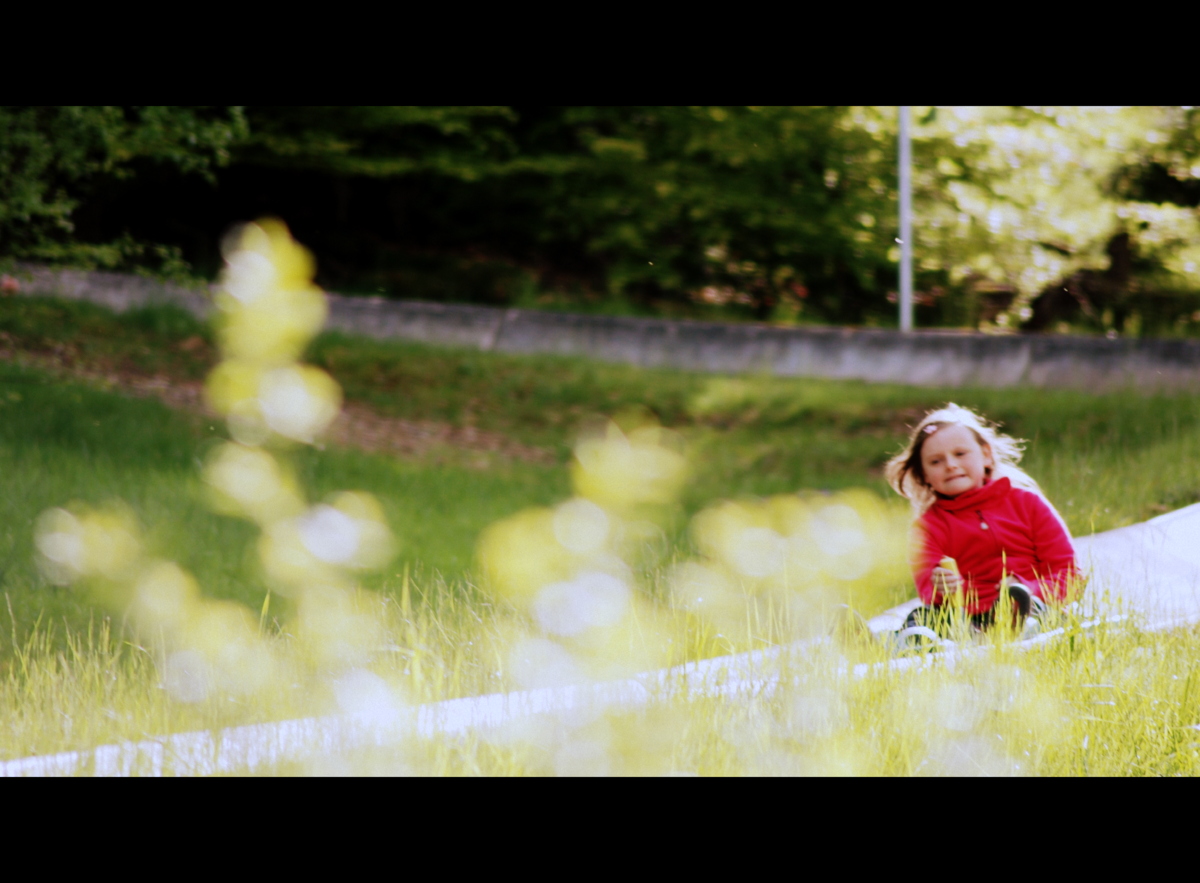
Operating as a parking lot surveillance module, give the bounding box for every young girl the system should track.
[884,404,1079,635]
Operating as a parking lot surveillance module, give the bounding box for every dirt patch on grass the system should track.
[328,403,555,464]
[0,344,555,467]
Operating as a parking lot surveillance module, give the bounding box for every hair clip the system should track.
[922,424,940,435]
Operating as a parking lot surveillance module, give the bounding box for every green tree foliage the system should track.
[525,106,896,320]
[221,105,901,321]
[6,106,1200,332]
[235,106,519,178]
[901,106,1200,331]
[0,106,246,271]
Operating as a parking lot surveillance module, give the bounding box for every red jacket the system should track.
[912,478,1079,614]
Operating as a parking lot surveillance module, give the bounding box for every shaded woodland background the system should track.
[4,106,1200,334]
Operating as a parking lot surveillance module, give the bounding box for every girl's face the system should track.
[920,424,994,497]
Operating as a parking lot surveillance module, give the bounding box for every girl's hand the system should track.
[931,566,963,598]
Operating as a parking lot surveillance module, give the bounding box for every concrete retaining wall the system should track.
[13,264,1200,390]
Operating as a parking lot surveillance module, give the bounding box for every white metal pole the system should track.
[899,105,914,333]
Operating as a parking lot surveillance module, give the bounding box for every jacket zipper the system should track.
[976,510,1004,560]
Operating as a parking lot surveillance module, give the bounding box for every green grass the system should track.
[3,295,1200,647]
[0,296,217,381]
[6,295,1200,525]
[270,621,1200,777]
[0,360,566,655]
[307,328,1200,527]
[5,295,1200,774]
[10,600,1200,777]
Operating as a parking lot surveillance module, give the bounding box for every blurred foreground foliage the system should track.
[5,106,1200,332]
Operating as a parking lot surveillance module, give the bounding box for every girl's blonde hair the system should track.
[884,403,1042,516]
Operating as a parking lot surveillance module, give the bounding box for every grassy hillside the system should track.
[7,295,1200,775]
[3,295,1200,654]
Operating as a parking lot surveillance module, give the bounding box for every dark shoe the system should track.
[1006,581,1033,621]
[1021,594,1054,639]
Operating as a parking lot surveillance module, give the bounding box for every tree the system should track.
[175,106,902,322]
[8,106,1199,334]
[898,106,1200,331]
[531,106,897,321]
[0,106,246,271]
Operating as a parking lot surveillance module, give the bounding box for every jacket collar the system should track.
[934,476,1011,511]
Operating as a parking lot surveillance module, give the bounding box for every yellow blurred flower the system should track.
[215,221,327,367]
[478,508,576,605]
[203,442,305,525]
[205,362,342,446]
[571,422,687,511]
[692,501,782,581]
[258,365,342,444]
[131,560,201,635]
[228,220,315,291]
[552,498,612,556]
[258,494,394,593]
[293,584,383,668]
[259,519,334,591]
[570,595,673,680]
[34,508,86,585]
[215,286,328,368]
[34,505,142,586]
[171,600,277,697]
[297,493,395,570]
[677,490,909,643]
[531,570,632,638]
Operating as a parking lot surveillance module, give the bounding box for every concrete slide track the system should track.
[3,503,1198,776]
